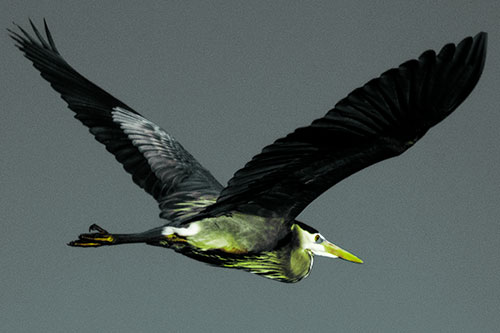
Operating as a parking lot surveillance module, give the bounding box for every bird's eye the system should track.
[314,234,323,243]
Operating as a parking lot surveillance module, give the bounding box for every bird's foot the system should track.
[68,224,115,247]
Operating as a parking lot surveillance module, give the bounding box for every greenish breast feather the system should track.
[178,240,313,283]
[221,248,312,283]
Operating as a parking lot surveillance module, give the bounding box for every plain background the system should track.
[2,1,499,332]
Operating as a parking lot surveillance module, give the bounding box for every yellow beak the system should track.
[323,241,363,264]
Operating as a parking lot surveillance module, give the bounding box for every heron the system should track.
[10,20,487,283]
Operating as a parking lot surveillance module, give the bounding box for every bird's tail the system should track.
[68,224,163,247]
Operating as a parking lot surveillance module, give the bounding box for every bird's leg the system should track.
[68,224,116,247]
[68,224,164,247]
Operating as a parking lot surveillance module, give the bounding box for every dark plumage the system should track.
[10,20,487,282]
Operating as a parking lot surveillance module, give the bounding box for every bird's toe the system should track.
[67,226,115,247]
[88,224,109,234]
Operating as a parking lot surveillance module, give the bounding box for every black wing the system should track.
[201,33,487,221]
[10,20,223,225]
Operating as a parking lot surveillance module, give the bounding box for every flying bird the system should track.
[10,20,487,283]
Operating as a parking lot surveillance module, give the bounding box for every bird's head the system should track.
[293,222,363,264]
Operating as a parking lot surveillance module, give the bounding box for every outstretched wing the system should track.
[201,33,487,222]
[10,20,223,225]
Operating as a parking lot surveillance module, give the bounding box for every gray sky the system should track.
[2,1,500,332]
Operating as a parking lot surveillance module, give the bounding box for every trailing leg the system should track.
[67,224,163,247]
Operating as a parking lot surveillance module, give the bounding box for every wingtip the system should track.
[476,31,487,38]
[473,32,488,51]
[8,18,60,54]
[465,31,488,74]
[9,20,21,33]
[475,31,488,51]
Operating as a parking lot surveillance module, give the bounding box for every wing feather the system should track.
[200,33,487,221]
[10,20,223,225]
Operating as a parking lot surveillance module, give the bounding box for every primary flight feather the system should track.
[10,20,487,282]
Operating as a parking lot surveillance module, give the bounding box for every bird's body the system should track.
[161,220,314,282]
[10,20,487,283]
